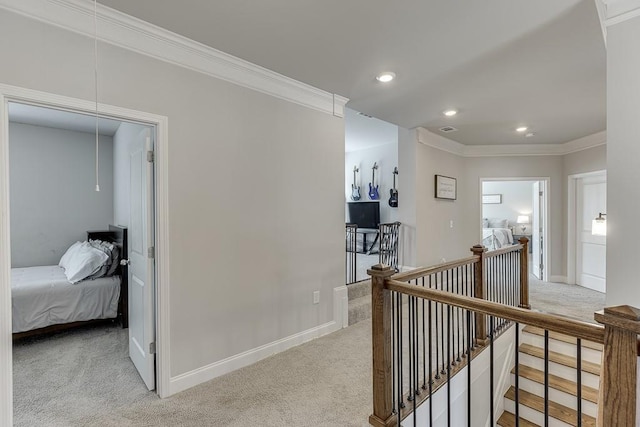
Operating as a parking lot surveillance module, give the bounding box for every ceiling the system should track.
[98,0,606,146]
[9,103,122,136]
[345,108,398,152]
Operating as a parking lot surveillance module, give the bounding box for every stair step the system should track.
[346,279,371,300]
[497,411,540,427]
[523,326,603,351]
[505,387,596,427]
[519,343,600,376]
[348,295,371,325]
[512,364,599,404]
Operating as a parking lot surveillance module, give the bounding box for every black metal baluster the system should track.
[456,267,461,363]
[490,315,495,427]
[515,323,520,426]
[467,309,472,427]
[428,287,433,427]
[461,265,466,359]
[440,271,446,375]
[408,295,414,403]
[391,291,396,415]
[398,290,405,411]
[577,339,582,427]
[544,330,549,427]
[447,304,452,427]
[422,277,426,392]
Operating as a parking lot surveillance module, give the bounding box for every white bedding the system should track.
[11,265,120,333]
[482,228,514,250]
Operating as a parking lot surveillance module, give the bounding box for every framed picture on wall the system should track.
[482,194,502,204]
[435,175,457,200]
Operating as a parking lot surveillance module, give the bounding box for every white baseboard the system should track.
[168,286,347,396]
[398,265,416,273]
[549,275,568,284]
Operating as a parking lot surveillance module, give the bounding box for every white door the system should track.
[128,127,156,390]
[531,182,543,280]
[576,175,606,292]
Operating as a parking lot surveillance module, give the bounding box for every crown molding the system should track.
[601,0,640,26]
[0,0,349,117]
[417,128,606,158]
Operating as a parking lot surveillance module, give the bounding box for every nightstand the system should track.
[513,234,533,253]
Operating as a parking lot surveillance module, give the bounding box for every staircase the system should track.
[498,325,602,427]
[347,279,371,326]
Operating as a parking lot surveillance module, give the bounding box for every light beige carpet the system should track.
[13,277,604,426]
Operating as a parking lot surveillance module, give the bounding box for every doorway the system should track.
[480,177,549,282]
[567,170,606,292]
[0,84,170,425]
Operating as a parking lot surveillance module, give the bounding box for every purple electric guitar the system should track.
[368,162,380,200]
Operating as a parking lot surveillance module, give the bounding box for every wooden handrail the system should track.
[484,242,523,258]
[386,279,605,343]
[391,255,479,282]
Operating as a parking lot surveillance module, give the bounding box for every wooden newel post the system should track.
[594,305,640,427]
[368,263,396,427]
[518,237,530,309]
[470,245,488,344]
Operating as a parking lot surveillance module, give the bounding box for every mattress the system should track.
[11,265,120,333]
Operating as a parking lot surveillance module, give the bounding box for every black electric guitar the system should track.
[368,162,380,200]
[350,166,361,201]
[389,167,398,207]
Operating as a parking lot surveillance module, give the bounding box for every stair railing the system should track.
[369,241,640,427]
[346,223,357,284]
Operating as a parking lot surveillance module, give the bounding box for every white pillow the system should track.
[63,241,110,284]
[59,241,82,270]
[488,218,508,229]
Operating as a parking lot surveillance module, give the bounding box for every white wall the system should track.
[398,127,417,268]
[9,122,114,267]
[605,15,640,308]
[0,8,344,383]
[482,181,535,230]
[345,142,399,224]
[113,122,149,228]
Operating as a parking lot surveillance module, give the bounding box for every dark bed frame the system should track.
[12,225,128,340]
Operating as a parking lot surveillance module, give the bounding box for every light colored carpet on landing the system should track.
[13,278,604,426]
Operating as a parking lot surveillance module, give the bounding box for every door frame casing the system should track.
[479,176,550,282]
[0,83,171,425]
[567,170,606,286]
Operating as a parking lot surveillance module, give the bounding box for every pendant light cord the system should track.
[94,0,100,192]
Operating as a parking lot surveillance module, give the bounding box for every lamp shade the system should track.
[517,215,530,224]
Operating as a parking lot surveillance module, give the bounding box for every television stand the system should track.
[356,228,380,254]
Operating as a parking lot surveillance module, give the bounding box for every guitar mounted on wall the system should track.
[389,167,398,208]
[350,166,361,201]
[368,162,380,200]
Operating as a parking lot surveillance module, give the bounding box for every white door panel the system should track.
[128,127,156,390]
[532,181,542,280]
[576,175,606,293]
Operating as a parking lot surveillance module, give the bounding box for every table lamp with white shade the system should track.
[517,215,530,233]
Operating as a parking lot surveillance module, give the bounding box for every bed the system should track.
[482,218,514,250]
[12,225,128,339]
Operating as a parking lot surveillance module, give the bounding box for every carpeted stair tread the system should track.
[347,279,371,300]
[497,411,539,427]
[505,386,596,427]
[519,343,600,376]
[523,326,603,351]
[348,295,371,325]
[511,364,599,403]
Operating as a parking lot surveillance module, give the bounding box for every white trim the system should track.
[0,0,349,117]
[418,128,606,157]
[168,318,342,396]
[0,84,171,425]
[602,0,640,26]
[0,86,13,427]
[549,276,568,284]
[333,285,349,329]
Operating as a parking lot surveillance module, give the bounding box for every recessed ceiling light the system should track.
[443,110,458,117]
[376,72,396,83]
[516,126,528,133]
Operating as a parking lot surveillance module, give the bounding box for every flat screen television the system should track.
[348,201,380,229]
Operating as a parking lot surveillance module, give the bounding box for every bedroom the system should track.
[481,179,548,281]
[8,102,157,420]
